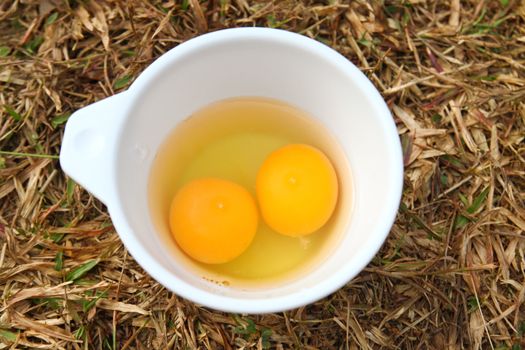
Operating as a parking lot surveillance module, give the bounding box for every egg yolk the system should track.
[169,178,258,264]
[256,144,338,237]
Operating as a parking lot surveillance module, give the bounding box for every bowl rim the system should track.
[108,27,403,314]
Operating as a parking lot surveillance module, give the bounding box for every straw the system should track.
[1,1,524,348]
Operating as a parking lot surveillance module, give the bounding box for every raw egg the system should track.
[169,178,258,264]
[256,144,338,237]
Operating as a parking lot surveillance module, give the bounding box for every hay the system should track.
[1,0,524,349]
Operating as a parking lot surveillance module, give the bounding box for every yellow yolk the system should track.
[256,144,338,237]
[169,178,258,264]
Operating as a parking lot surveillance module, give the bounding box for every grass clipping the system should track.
[1,0,525,349]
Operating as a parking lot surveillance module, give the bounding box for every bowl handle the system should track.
[60,92,130,206]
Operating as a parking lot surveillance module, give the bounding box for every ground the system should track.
[1,0,524,349]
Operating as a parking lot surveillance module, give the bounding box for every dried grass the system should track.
[1,0,524,349]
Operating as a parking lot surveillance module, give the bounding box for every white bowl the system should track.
[60,28,403,313]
